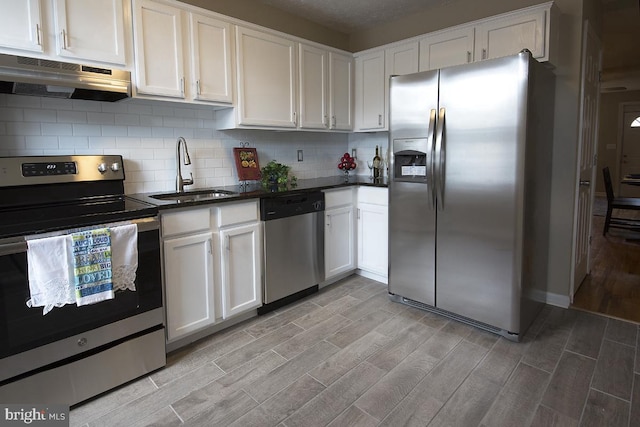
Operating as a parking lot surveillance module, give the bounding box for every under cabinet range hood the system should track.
[0,53,131,102]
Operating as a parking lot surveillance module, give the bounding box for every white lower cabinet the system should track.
[323,188,356,280]
[218,222,262,318]
[161,200,262,345]
[357,187,388,281]
[163,231,215,342]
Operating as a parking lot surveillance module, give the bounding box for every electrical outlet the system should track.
[297,150,303,162]
[351,148,357,159]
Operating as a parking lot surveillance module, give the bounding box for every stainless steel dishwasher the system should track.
[259,191,325,314]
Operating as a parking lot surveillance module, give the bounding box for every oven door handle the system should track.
[132,216,160,233]
[0,241,27,256]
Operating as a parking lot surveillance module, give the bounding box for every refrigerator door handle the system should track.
[435,107,446,209]
[427,108,437,210]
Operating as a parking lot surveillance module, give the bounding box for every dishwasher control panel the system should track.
[260,191,325,221]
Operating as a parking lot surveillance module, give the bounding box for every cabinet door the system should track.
[236,26,297,128]
[219,222,262,319]
[0,0,43,53]
[299,43,328,130]
[475,10,545,61]
[325,205,355,279]
[54,0,126,65]
[329,52,353,131]
[132,0,184,98]
[189,13,233,103]
[164,232,215,342]
[357,202,388,278]
[419,27,474,71]
[355,50,385,131]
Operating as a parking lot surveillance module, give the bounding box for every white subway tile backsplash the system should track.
[115,113,140,126]
[72,100,102,112]
[127,126,152,137]
[58,136,89,149]
[25,136,59,149]
[0,107,24,121]
[162,116,184,128]
[151,126,174,138]
[24,109,57,123]
[7,122,41,136]
[101,125,128,137]
[139,115,163,127]
[6,95,41,108]
[72,124,102,136]
[0,96,350,193]
[89,137,117,149]
[127,103,153,115]
[41,97,72,111]
[42,123,73,136]
[57,110,87,124]
[87,112,116,125]
[152,105,174,117]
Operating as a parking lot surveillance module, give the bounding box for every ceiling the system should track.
[256,0,640,91]
[257,0,448,33]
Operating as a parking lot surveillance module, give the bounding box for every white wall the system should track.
[0,94,348,194]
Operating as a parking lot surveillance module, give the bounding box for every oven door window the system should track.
[0,229,162,359]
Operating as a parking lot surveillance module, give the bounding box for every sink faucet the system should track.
[176,136,193,192]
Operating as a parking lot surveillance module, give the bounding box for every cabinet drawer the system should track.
[161,208,211,237]
[358,187,388,206]
[324,188,354,208]
[216,200,259,227]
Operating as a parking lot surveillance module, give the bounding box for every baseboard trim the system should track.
[356,269,388,284]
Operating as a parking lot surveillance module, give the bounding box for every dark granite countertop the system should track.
[129,175,388,211]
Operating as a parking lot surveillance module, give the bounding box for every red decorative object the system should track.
[233,147,261,181]
[338,152,356,172]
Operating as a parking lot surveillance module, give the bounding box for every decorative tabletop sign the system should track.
[233,147,261,181]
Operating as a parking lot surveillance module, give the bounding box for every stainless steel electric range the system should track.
[0,155,165,406]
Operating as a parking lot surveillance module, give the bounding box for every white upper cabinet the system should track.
[0,0,43,53]
[297,45,353,131]
[132,0,233,103]
[419,26,475,71]
[0,0,130,66]
[299,43,328,130]
[132,0,184,98]
[355,50,385,131]
[385,41,419,77]
[188,12,232,103]
[54,0,126,65]
[354,2,556,133]
[474,7,550,62]
[235,26,297,128]
[329,52,354,131]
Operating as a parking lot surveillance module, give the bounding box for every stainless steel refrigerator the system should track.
[388,51,555,341]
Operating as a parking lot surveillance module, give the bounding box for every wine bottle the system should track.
[373,145,381,180]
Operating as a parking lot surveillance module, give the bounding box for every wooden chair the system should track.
[602,166,640,235]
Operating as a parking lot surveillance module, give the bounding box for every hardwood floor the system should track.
[71,275,640,426]
[573,214,640,323]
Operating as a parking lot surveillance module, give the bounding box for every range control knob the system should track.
[97,163,108,173]
[111,162,121,172]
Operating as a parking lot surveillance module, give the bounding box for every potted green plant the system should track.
[260,160,297,189]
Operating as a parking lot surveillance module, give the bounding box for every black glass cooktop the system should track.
[0,196,157,239]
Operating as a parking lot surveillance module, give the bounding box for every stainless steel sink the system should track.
[150,189,237,202]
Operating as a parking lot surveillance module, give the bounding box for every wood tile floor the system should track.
[71,275,640,426]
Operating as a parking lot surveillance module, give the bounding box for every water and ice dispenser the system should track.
[392,138,429,183]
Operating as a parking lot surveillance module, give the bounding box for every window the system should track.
[632,116,640,127]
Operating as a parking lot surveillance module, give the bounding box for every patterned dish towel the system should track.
[72,228,114,306]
